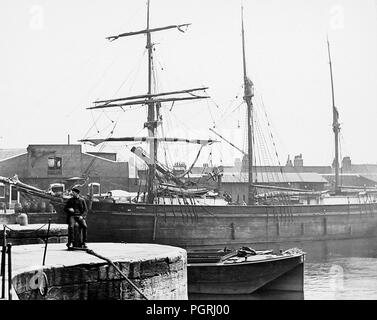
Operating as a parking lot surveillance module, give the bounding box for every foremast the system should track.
[81,0,210,204]
[241,6,256,205]
[327,38,341,195]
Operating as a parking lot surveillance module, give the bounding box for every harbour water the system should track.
[303,236,377,300]
[189,236,377,300]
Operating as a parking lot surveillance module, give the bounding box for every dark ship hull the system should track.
[78,201,377,249]
[187,252,304,294]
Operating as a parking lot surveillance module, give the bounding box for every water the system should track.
[303,237,377,300]
[189,237,377,300]
[304,257,377,299]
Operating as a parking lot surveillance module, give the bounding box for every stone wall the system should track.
[10,243,187,300]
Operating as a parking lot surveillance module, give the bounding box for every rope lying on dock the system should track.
[84,249,149,300]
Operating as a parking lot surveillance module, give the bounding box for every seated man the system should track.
[64,187,88,248]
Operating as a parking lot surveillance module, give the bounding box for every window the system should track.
[48,156,62,169]
[48,156,62,175]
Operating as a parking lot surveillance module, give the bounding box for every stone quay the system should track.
[2,242,187,300]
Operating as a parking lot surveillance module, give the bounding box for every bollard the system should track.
[7,243,12,300]
[17,213,28,226]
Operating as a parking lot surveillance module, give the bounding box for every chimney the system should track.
[294,154,303,167]
[341,156,352,173]
[286,155,293,167]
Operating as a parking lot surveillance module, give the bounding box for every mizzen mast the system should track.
[241,6,255,205]
[327,37,341,195]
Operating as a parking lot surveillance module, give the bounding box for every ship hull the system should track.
[80,201,377,249]
[187,253,304,294]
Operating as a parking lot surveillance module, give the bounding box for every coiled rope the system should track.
[29,269,49,297]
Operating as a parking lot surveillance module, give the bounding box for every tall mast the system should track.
[92,1,206,204]
[241,6,255,205]
[327,37,341,195]
[145,0,157,203]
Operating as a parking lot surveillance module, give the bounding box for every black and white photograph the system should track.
[0,0,377,309]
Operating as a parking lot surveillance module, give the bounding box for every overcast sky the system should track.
[0,0,376,168]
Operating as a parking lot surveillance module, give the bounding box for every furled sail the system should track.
[130,146,185,186]
[131,146,170,170]
[130,146,211,194]
[158,183,209,196]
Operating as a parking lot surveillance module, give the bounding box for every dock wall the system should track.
[8,243,187,300]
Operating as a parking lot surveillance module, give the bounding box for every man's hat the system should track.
[71,187,80,194]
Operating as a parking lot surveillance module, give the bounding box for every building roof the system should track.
[222,172,327,184]
[349,164,377,173]
[0,149,27,161]
[360,174,377,183]
[322,173,377,185]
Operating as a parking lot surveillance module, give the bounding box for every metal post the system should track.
[42,219,51,266]
[1,247,5,299]
[1,225,6,299]
[1,226,4,274]
[7,243,12,300]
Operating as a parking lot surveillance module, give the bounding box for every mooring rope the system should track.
[84,249,148,300]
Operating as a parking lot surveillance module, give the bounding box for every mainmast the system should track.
[145,0,157,203]
[327,38,341,195]
[241,6,255,205]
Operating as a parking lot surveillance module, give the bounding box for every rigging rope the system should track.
[205,98,216,128]
[215,85,244,124]
[259,96,285,180]
[255,113,278,184]
[254,119,266,184]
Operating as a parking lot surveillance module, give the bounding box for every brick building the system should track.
[0,144,135,208]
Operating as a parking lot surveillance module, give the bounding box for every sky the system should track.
[0,0,376,168]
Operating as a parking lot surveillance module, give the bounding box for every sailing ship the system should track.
[2,2,377,250]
